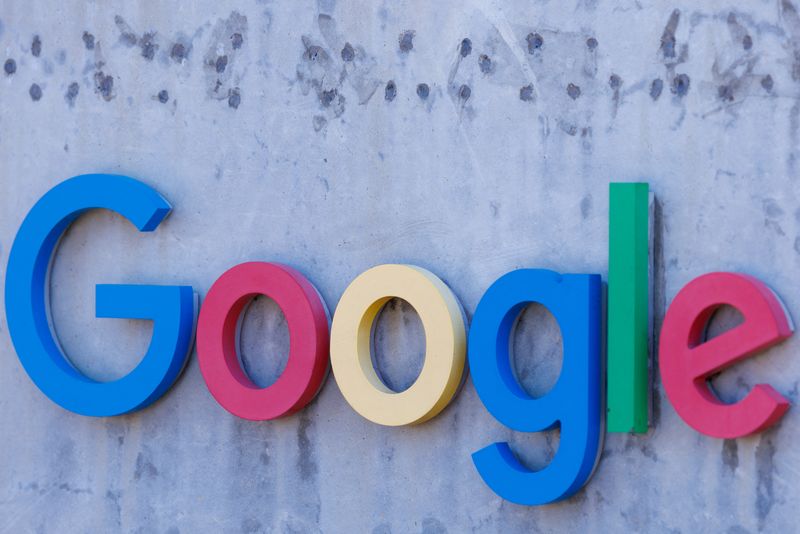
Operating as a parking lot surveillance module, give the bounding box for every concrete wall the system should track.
[1,1,799,532]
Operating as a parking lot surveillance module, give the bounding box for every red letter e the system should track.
[659,273,792,438]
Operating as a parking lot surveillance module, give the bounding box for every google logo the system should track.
[4,175,792,506]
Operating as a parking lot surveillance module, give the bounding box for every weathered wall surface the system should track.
[1,1,799,532]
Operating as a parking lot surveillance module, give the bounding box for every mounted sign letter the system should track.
[468,269,602,505]
[330,264,466,426]
[607,182,651,433]
[4,174,196,416]
[659,272,792,438]
[197,262,331,420]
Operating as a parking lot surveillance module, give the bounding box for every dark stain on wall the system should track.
[140,32,158,61]
[398,30,415,53]
[712,53,758,104]
[460,38,472,57]
[82,31,95,50]
[31,34,42,57]
[580,194,592,219]
[520,84,535,102]
[133,451,159,481]
[672,74,690,97]
[650,78,664,100]
[567,83,581,99]
[560,121,578,136]
[228,87,241,109]
[718,84,734,102]
[660,9,680,59]
[204,12,248,105]
[0,5,791,141]
[478,54,493,74]
[6,9,778,130]
[170,42,188,62]
[320,88,338,106]
[609,74,622,114]
[304,43,326,63]
[65,82,79,106]
[241,517,263,533]
[727,13,752,52]
[114,16,160,61]
[114,16,137,47]
[94,71,115,101]
[296,412,317,481]
[581,127,593,154]
[527,32,544,54]
[29,83,42,101]
[755,431,778,530]
[421,517,447,534]
[385,80,397,101]
[297,34,348,116]
[231,32,243,50]
[722,439,739,472]
[781,0,800,81]
[102,488,123,528]
[341,42,355,62]
[215,55,228,73]
[313,115,327,132]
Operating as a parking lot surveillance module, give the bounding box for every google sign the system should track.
[4,175,792,506]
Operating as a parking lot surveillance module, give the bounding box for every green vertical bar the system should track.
[607,183,650,433]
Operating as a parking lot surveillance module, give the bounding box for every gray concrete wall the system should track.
[1,0,799,532]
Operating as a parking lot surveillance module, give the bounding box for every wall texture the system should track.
[1,1,799,532]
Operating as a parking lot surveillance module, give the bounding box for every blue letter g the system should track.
[5,174,196,416]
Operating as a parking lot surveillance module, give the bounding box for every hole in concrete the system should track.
[238,296,289,389]
[371,298,425,393]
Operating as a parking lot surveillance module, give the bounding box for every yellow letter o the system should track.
[330,264,467,426]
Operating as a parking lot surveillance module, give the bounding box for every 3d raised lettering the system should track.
[4,174,196,416]
[196,262,330,420]
[330,264,466,426]
[468,270,602,505]
[4,176,792,507]
[659,272,792,438]
[607,182,651,433]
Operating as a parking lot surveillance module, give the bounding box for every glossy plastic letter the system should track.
[607,182,650,433]
[659,272,792,438]
[197,262,330,420]
[330,264,466,426]
[5,174,196,416]
[469,269,602,505]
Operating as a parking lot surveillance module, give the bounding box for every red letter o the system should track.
[197,262,330,420]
